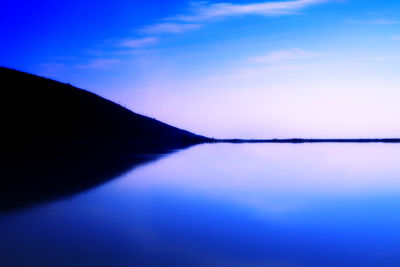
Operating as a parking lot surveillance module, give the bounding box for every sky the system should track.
[2,0,400,138]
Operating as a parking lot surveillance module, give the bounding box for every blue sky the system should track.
[2,0,400,138]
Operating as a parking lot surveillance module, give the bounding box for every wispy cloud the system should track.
[68,1,336,68]
[374,55,400,62]
[128,0,334,49]
[171,0,334,21]
[38,62,68,77]
[392,35,400,41]
[137,0,335,36]
[119,37,158,48]
[203,48,323,82]
[76,59,121,69]
[249,48,321,63]
[346,18,400,25]
[140,23,201,34]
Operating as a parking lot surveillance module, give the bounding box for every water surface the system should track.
[2,143,400,266]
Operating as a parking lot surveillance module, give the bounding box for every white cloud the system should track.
[120,37,158,48]
[141,23,201,34]
[249,48,321,63]
[346,18,400,25]
[76,59,121,69]
[112,0,335,52]
[171,0,334,21]
[75,0,338,65]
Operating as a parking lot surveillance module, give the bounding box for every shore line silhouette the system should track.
[2,67,399,214]
[207,138,400,144]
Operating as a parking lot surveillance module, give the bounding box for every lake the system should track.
[2,143,400,266]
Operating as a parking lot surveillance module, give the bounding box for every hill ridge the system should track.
[0,67,208,152]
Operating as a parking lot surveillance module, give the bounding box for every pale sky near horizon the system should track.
[2,0,400,138]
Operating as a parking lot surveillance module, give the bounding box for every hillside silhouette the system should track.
[0,67,207,153]
[0,67,210,213]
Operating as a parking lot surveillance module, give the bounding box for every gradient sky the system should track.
[2,0,400,138]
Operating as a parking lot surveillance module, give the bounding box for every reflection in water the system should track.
[0,148,176,213]
[2,143,400,266]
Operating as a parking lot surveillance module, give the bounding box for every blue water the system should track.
[2,143,400,266]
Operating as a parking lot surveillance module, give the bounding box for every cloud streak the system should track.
[346,18,400,25]
[119,37,158,48]
[249,48,321,63]
[392,35,400,41]
[374,55,400,62]
[171,0,334,21]
[73,1,335,69]
[76,59,121,69]
[131,0,334,49]
[119,1,335,50]
[140,23,201,34]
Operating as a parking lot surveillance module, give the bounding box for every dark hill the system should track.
[0,67,207,152]
[0,67,207,213]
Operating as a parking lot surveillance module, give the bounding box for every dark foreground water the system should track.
[2,143,400,267]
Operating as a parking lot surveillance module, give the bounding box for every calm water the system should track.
[2,143,400,266]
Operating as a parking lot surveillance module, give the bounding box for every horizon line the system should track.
[206,138,400,144]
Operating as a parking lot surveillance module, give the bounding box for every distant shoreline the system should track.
[208,138,400,144]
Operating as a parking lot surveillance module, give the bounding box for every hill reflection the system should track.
[0,147,179,214]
